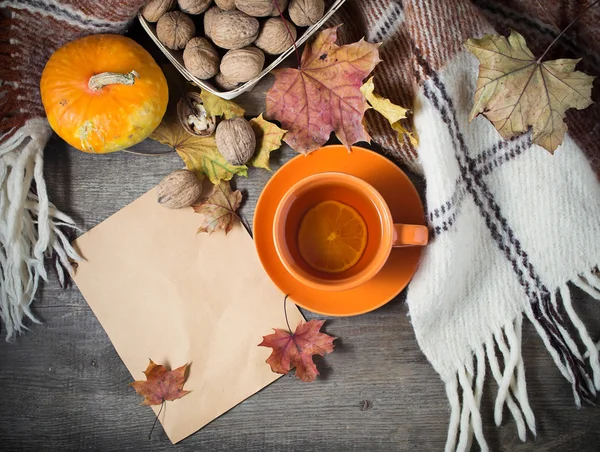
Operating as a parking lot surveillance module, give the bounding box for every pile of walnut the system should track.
[142,0,325,90]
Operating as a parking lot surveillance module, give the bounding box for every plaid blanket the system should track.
[0,0,145,339]
[337,1,600,450]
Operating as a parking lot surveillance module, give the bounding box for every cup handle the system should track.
[392,224,429,247]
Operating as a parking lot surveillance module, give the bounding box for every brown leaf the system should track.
[258,319,336,382]
[129,360,190,406]
[193,181,242,234]
[265,26,381,154]
[465,31,595,153]
[248,114,287,171]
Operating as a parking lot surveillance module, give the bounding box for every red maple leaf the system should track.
[258,319,336,382]
[265,26,381,154]
[129,360,190,405]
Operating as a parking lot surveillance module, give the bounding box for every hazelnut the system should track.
[178,0,212,14]
[157,169,202,209]
[216,118,256,165]
[220,46,265,83]
[254,18,296,55]
[141,0,175,22]
[156,11,195,50]
[203,5,222,39]
[288,0,324,27]
[183,37,220,80]
[210,10,259,49]
[214,0,236,10]
[235,0,287,17]
[214,72,241,91]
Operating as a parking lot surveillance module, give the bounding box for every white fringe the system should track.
[444,319,535,451]
[443,274,600,451]
[0,119,81,340]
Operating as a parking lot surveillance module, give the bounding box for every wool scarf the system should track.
[336,0,600,450]
[0,0,146,339]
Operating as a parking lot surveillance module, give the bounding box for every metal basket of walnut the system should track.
[139,0,347,99]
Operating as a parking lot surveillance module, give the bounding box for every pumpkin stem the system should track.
[88,70,139,91]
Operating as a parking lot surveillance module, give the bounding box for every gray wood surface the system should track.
[2,36,600,452]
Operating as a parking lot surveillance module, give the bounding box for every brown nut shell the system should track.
[288,0,324,27]
[156,11,195,50]
[220,46,265,83]
[214,72,241,91]
[210,10,259,49]
[214,0,236,10]
[235,0,287,17]
[177,92,217,136]
[254,18,296,55]
[157,169,202,209]
[183,37,220,80]
[203,5,223,39]
[141,0,176,22]
[216,118,257,165]
[178,0,212,14]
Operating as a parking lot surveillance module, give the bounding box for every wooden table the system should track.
[2,40,600,452]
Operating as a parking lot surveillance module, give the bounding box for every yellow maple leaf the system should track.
[360,77,417,147]
[199,89,245,119]
[150,114,247,185]
[248,114,287,171]
[465,31,595,153]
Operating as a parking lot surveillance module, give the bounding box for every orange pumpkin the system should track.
[40,34,168,153]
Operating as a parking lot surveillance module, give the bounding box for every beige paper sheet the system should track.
[72,188,303,444]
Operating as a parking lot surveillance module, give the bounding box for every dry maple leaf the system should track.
[360,76,417,147]
[265,26,381,154]
[465,30,595,153]
[151,114,248,184]
[129,359,190,406]
[248,114,287,171]
[199,89,245,119]
[258,319,336,382]
[193,180,242,234]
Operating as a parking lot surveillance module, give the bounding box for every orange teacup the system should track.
[273,172,428,292]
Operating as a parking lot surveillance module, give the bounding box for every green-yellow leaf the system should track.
[150,115,247,185]
[360,77,417,147]
[248,114,287,171]
[465,30,595,153]
[199,89,245,119]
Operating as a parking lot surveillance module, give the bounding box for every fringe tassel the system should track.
[444,319,536,451]
[0,119,81,340]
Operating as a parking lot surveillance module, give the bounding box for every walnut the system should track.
[220,46,265,83]
[254,18,296,55]
[178,0,212,14]
[203,5,222,40]
[214,72,241,91]
[216,118,256,165]
[210,10,259,49]
[177,92,217,136]
[214,0,236,10]
[157,169,202,209]
[156,11,195,50]
[183,37,220,80]
[141,0,175,22]
[288,0,324,27]
[235,0,288,17]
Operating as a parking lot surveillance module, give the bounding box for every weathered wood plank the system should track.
[1,23,600,452]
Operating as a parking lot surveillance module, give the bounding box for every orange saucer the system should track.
[253,145,426,316]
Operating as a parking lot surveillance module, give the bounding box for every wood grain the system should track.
[1,24,600,452]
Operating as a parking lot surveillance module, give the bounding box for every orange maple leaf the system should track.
[265,26,381,154]
[129,360,190,405]
[258,319,336,382]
